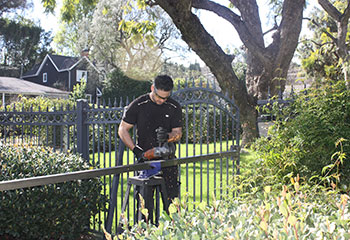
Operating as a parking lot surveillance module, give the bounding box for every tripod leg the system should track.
[118,181,132,233]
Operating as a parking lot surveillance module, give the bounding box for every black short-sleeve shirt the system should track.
[122,94,182,151]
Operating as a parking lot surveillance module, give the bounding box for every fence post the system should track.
[76,99,89,161]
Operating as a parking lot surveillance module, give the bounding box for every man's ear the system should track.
[151,84,154,92]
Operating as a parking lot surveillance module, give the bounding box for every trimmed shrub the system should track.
[110,161,350,240]
[252,81,350,187]
[0,144,106,240]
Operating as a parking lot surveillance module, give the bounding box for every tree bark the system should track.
[151,0,305,146]
[318,0,350,89]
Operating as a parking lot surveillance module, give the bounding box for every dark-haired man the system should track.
[118,75,182,222]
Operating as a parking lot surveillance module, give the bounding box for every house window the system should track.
[76,70,87,82]
[43,73,47,83]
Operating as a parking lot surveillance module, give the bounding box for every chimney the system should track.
[81,48,89,58]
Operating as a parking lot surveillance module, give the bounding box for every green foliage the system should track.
[0,16,53,73]
[70,78,88,101]
[298,2,348,83]
[3,95,73,111]
[252,81,350,187]
[102,67,151,101]
[109,158,350,240]
[161,63,202,82]
[0,144,106,239]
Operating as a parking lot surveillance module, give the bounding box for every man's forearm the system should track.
[118,122,136,150]
[119,131,135,150]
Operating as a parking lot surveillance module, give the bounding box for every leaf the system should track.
[264,186,271,193]
[288,215,297,226]
[198,201,206,211]
[279,202,288,217]
[169,203,177,215]
[259,220,268,232]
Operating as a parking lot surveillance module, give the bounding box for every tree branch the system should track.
[263,16,278,36]
[342,0,350,20]
[318,0,342,21]
[192,0,271,65]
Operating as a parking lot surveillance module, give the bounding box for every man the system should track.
[118,75,182,222]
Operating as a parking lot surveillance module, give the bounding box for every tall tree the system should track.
[0,0,29,16]
[144,0,305,145]
[0,16,53,74]
[82,0,179,80]
[53,0,97,55]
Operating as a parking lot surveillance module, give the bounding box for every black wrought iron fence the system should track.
[0,80,240,236]
[257,84,308,122]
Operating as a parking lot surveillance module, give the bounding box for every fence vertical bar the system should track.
[105,139,125,234]
[76,99,89,161]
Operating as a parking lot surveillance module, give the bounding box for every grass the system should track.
[89,141,256,233]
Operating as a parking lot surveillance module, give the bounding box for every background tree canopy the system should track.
[0,16,53,75]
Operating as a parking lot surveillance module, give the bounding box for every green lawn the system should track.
[90,142,256,233]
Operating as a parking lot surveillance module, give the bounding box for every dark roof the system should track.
[49,54,79,70]
[23,63,40,76]
[22,53,101,78]
[0,77,69,97]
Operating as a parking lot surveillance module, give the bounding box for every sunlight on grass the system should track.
[90,143,257,232]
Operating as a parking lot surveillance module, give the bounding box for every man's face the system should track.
[151,85,171,105]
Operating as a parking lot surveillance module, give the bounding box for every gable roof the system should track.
[50,54,79,70]
[0,77,69,97]
[22,54,101,78]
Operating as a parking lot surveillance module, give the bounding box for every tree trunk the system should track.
[152,0,304,146]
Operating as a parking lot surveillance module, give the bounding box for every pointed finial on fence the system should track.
[268,86,271,99]
[199,78,203,87]
[290,85,294,98]
[206,78,210,89]
[108,98,111,107]
[119,97,123,107]
[126,96,130,105]
[114,98,117,107]
[102,98,106,107]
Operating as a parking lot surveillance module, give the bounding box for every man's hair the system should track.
[154,75,174,91]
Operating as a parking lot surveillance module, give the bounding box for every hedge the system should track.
[0,144,106,240]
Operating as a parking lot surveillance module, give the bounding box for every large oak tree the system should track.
[146,0,305,145]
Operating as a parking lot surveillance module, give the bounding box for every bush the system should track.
[0,144,106,240]
[108,158,350,240]
[252,81,350,187]
[102,68,152,101]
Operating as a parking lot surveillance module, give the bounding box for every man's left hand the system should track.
[156,127,168,143]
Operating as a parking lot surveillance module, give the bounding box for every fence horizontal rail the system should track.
[0,149,239,192]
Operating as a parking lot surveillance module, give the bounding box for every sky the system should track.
[28,0,316,65]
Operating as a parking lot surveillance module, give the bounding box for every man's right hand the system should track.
[132,145,145,163]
